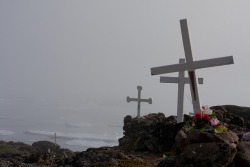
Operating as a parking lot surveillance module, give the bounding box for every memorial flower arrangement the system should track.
[187,106,228,133]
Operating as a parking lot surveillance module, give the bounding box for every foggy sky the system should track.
[1,0,250,121]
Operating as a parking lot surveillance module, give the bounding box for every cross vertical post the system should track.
[137,86,142,118]
[54,133,57,145]
[177,59,185,122]
[180,19,201,114]
[160,58,204,123]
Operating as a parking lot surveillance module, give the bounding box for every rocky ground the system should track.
[0,105,249,167]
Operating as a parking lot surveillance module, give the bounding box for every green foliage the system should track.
[215,125,228,133]
[215,126,224,133]
[210,113,217,119]
[186,127,194,132]
[199,127,205,132]
[195,120,208,129]
[0,144,22,155]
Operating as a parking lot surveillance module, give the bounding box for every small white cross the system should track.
[160,58,203,123]
[127,86,152,119]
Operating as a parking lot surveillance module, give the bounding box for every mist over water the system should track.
[0,98,124,151]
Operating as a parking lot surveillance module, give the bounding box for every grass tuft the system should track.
[0,144,22,156]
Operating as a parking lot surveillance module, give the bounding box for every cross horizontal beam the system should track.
[151,56,234,75]
[127,97,152,104]
[160,76,203,84]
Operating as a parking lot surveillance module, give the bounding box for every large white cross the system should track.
[127,86,152,119]
[151,19,234,115]
[160,58,203,123]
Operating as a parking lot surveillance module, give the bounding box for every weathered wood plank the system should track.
[160,76,203,84]
[151,56,233,75]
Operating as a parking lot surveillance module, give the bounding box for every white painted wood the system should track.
[151,63,188,75]
[191,56,234,70]
[151,56,233,75]
[150,19,234,116]
[160,77,180,83]
[180,19,194,63]
[177,59,185,123]
[160,59,204,123]
[160,76,203,84]
[127,86,152,118]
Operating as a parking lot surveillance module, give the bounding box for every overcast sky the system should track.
[0,1,250,121]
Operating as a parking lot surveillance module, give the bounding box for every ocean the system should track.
[0,98,125,152]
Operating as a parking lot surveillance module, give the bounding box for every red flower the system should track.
[202,106,205,110]
[195,113,202,121]
[203,114,211,121]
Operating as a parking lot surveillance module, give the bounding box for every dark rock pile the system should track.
[175,130,238,167]
[119,113,185,153]
[158,105,250,167]
[0,140,74,167]
[211,105,250,131]
[71,147,129,166]
[32,141,74,158]
[70,146,162,167]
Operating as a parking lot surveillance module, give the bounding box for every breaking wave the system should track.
[0,130,14,136]
[65,122,92,128]
[65,139,117,148]
[25,130,117,144]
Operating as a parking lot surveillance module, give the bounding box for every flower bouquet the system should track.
[187,106,228,133]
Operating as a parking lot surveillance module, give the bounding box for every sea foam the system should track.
[65,122,92,128]
[65,139,117,148]
[25,130,117,143]
[0,130,14,136]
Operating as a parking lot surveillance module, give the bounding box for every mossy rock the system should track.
[0,144,22,155]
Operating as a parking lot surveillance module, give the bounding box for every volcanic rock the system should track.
[234,141,250,167]
[32,141,74,158]
[211,105,250,129]
[119,113,185,153]
[176,130,238,167]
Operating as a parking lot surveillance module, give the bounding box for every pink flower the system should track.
[210,118,220,126]
[243,132,250,140]
[195,113,202,121]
